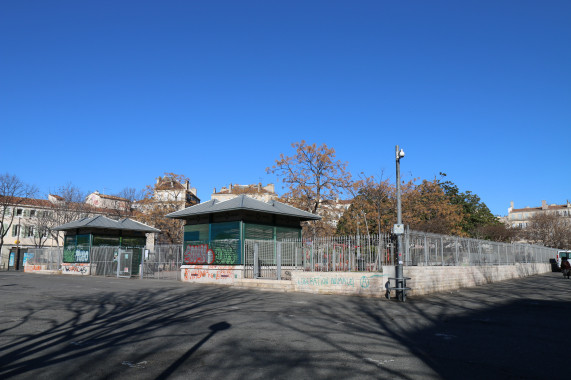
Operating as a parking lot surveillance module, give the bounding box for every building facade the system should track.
[507,200,571,228]
[211,183,277,203]
[0,194,133,270]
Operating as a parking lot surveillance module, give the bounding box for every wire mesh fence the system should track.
[20,230,560,281]
[405,231,558,266]
[24,247,63,271]
[243,234,394,279]
[141,244,183,280]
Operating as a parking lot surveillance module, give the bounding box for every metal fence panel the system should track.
[405,231,558,266]
[25,247,63,271]
[142,245,183,280]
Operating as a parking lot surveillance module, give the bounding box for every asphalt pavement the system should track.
[1,270,570,379]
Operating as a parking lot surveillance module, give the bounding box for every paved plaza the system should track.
[1,271,570,379]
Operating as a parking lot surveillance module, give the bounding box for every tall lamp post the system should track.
[394,145,405,300]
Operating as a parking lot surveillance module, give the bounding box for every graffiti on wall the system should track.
[62,263,90,275]
[24,265,42,272]
[183,265,237,281]
[296,274,386,289]
[184,244,215,264]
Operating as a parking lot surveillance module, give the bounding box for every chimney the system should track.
[185,181,190,190]
[156,177,160,185]
[542,200,548,210]
[230,183,233,192]
[213,187,217,194]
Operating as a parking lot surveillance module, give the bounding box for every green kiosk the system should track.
[166,195,320,283]
[54,216,159,277]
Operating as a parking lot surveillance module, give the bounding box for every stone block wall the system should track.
[404,263,551,296]
[180,265,243,284]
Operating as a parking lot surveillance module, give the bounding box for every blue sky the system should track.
[1,1,569,216]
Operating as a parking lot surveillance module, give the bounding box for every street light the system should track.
[394,145,406,301]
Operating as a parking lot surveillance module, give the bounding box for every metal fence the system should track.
[24,247,63,271]
[244,234,394,279]
[141,244,183,281]
[243,231,559,279]
[21,230,559,281]
[405,230,558,266]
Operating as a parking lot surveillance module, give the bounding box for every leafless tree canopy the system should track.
[523,213,571,249]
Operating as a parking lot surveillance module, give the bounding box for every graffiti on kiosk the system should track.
[212,242,238,265]
[184,244,215,264]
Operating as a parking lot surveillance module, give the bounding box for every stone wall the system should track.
[177,263,552,297]
[24,264,60,275]
[291,271,390,297]
[180,265,243,284]
[404,263,551,296]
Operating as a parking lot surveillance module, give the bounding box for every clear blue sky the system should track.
[1,1,569,216]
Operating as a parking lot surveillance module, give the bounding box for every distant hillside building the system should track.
[507,200,571,228]
[86,191,130,212]
[211,183,277,203]
[154,176,200,206]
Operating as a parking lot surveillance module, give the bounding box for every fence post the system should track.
[276,242,281,280]
[441,237,444,266]
[254,243,259,278]
[140,248,145,280]
[295,246,298,269]
[424,235,428,265]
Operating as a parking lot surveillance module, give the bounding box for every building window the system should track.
[30,210,36,217]
[16,209,22,216]
[12,224,20,237]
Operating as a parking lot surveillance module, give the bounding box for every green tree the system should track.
[438,173,498,237]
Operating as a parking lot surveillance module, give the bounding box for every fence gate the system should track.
[244,240,302,280]
[116,249,133,278]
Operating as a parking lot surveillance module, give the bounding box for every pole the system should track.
[395,145,404,301]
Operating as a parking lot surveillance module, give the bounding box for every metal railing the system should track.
[244,234,394,279]
[405,230,558,266]
[21,231,559,281]
[24,247,63,271]
[141,244,183,280]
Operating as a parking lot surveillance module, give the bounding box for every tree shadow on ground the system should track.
[1,272,569,379]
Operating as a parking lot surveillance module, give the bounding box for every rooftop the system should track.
[166,195,320,221]
[53,215,159,233]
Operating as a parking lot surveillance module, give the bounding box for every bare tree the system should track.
[135,174,195,244]
[47,183,90,246]
[107,187,145,218]
[524,213,571,249]
[0,173,38,254]
[267,141,357,236]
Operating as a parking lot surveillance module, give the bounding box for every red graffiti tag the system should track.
[184,244,215,264]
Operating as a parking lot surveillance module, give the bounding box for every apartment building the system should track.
[507,200,571,228]
[0,194,129,270]
[211,183,278,203]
